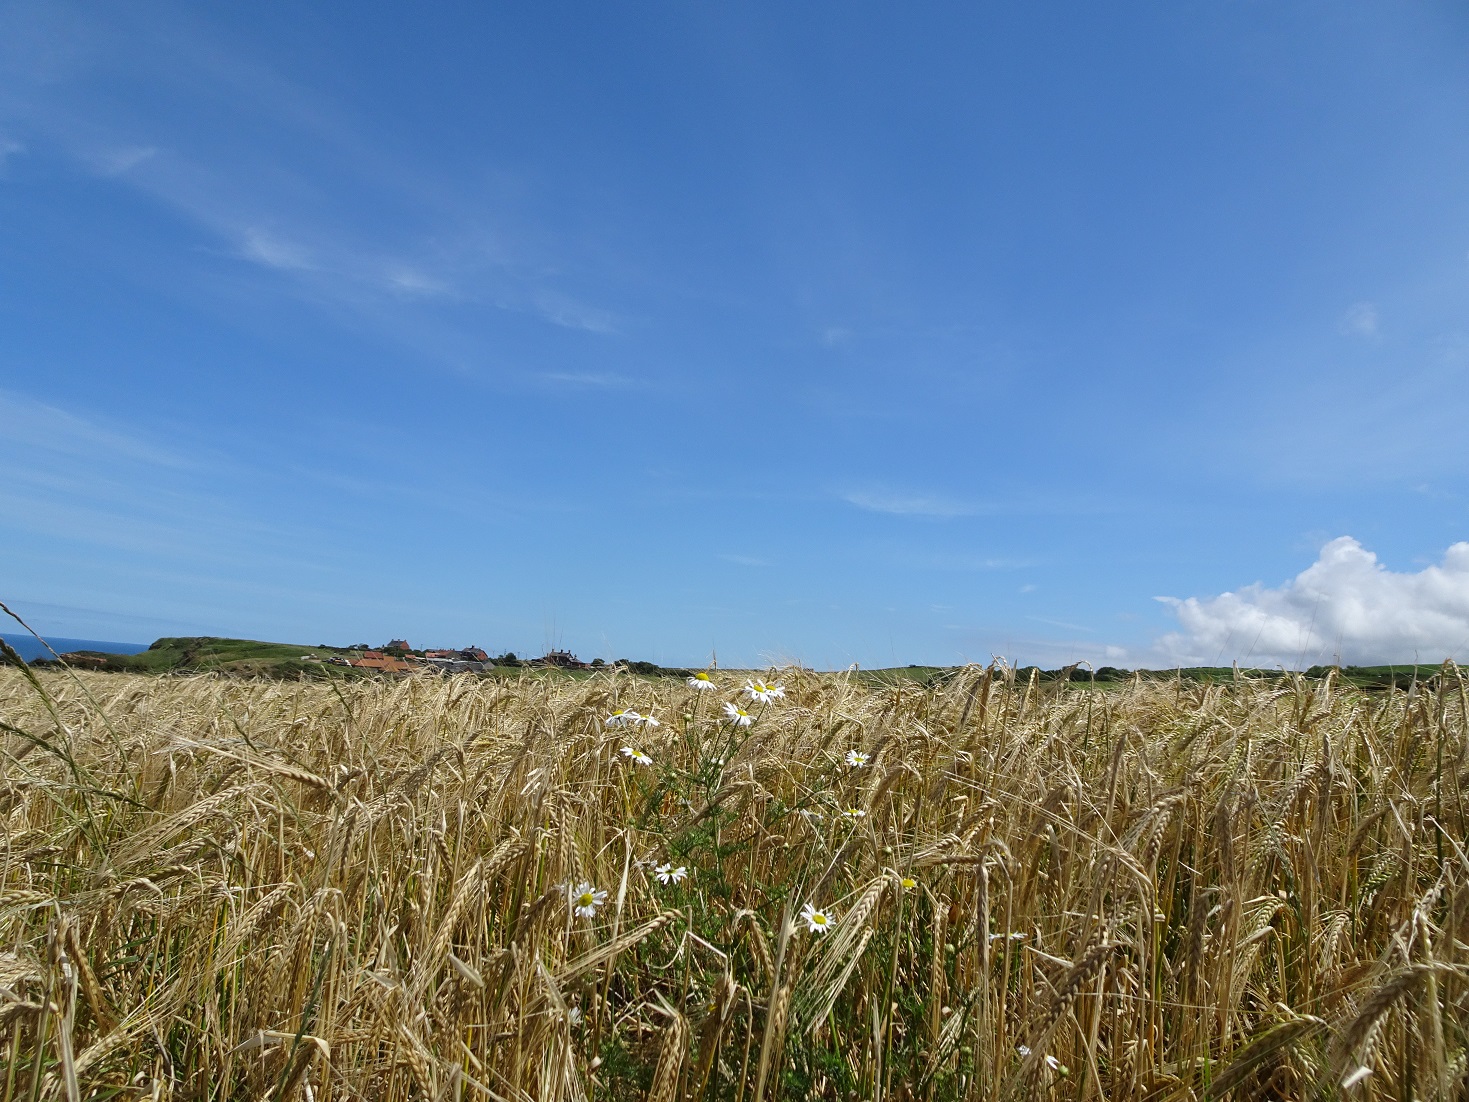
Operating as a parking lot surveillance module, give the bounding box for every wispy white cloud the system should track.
[0,596,207,638]
[1156,536,1469,666]
[537,371,638,390]
[530,289,619,334]
[0,389,328,570]
[384,266,451,297]
[842,489,974,518]
[903,551,1030,571]
[719,553,770,567]
[841,486,1116,519]
[92,144,156,175]
[1027,615,1094,634]
[0,4,619,354]
[0,388,189,468]
[230,227,465,303]
[1339,301,1379,338]
[239,227,314,271]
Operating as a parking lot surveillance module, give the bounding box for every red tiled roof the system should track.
[348,656,414,673]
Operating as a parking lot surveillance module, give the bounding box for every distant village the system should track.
[317,641,599,675]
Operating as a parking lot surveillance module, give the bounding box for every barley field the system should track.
[2,663,1467,1100]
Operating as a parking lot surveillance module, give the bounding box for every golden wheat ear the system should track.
[2,659,1464,1098]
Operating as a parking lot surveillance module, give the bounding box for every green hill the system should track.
[28,636,365,678]
[17,636,1458,689]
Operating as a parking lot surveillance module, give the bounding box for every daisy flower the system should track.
[841,807,867,819]
[653,863,688,885]
[638,713,661,728]
[1045,1055,1067,1074]
[900,876,918,890]
[798,901,834,934]
[844,749,869,769]
[619,746,653,766]
[568,882,607,918]
[744,679,785,704]
[1017,1045,1032,1058]
[687,670,717,690]
[722,702,754,727]
[606,709,642,726]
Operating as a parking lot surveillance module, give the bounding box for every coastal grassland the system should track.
[2,664,1467,1100]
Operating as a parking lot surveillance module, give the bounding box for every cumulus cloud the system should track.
[1156,537,1469,666]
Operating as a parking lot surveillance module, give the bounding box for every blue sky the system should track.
[3,1,1468,668]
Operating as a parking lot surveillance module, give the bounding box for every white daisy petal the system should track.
[568,881,607,919]
[722,701,754,727]
[798,901,834,934]
[743,679,787,704]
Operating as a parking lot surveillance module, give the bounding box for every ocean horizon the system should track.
[2,633,151,663]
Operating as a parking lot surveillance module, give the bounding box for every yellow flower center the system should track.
[694,672,710,681]
[812,913,827,926]
[901,878,917,890]
[578,893,595,907]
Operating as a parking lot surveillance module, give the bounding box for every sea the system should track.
[1,633,151,664]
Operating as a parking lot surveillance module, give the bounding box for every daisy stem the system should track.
[685,688,703,766]
[680,905,693,1014]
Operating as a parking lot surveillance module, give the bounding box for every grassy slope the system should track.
[45,637,511,678]
[58,636,357,678]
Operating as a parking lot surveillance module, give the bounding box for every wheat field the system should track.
[2,663,1467,1100]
